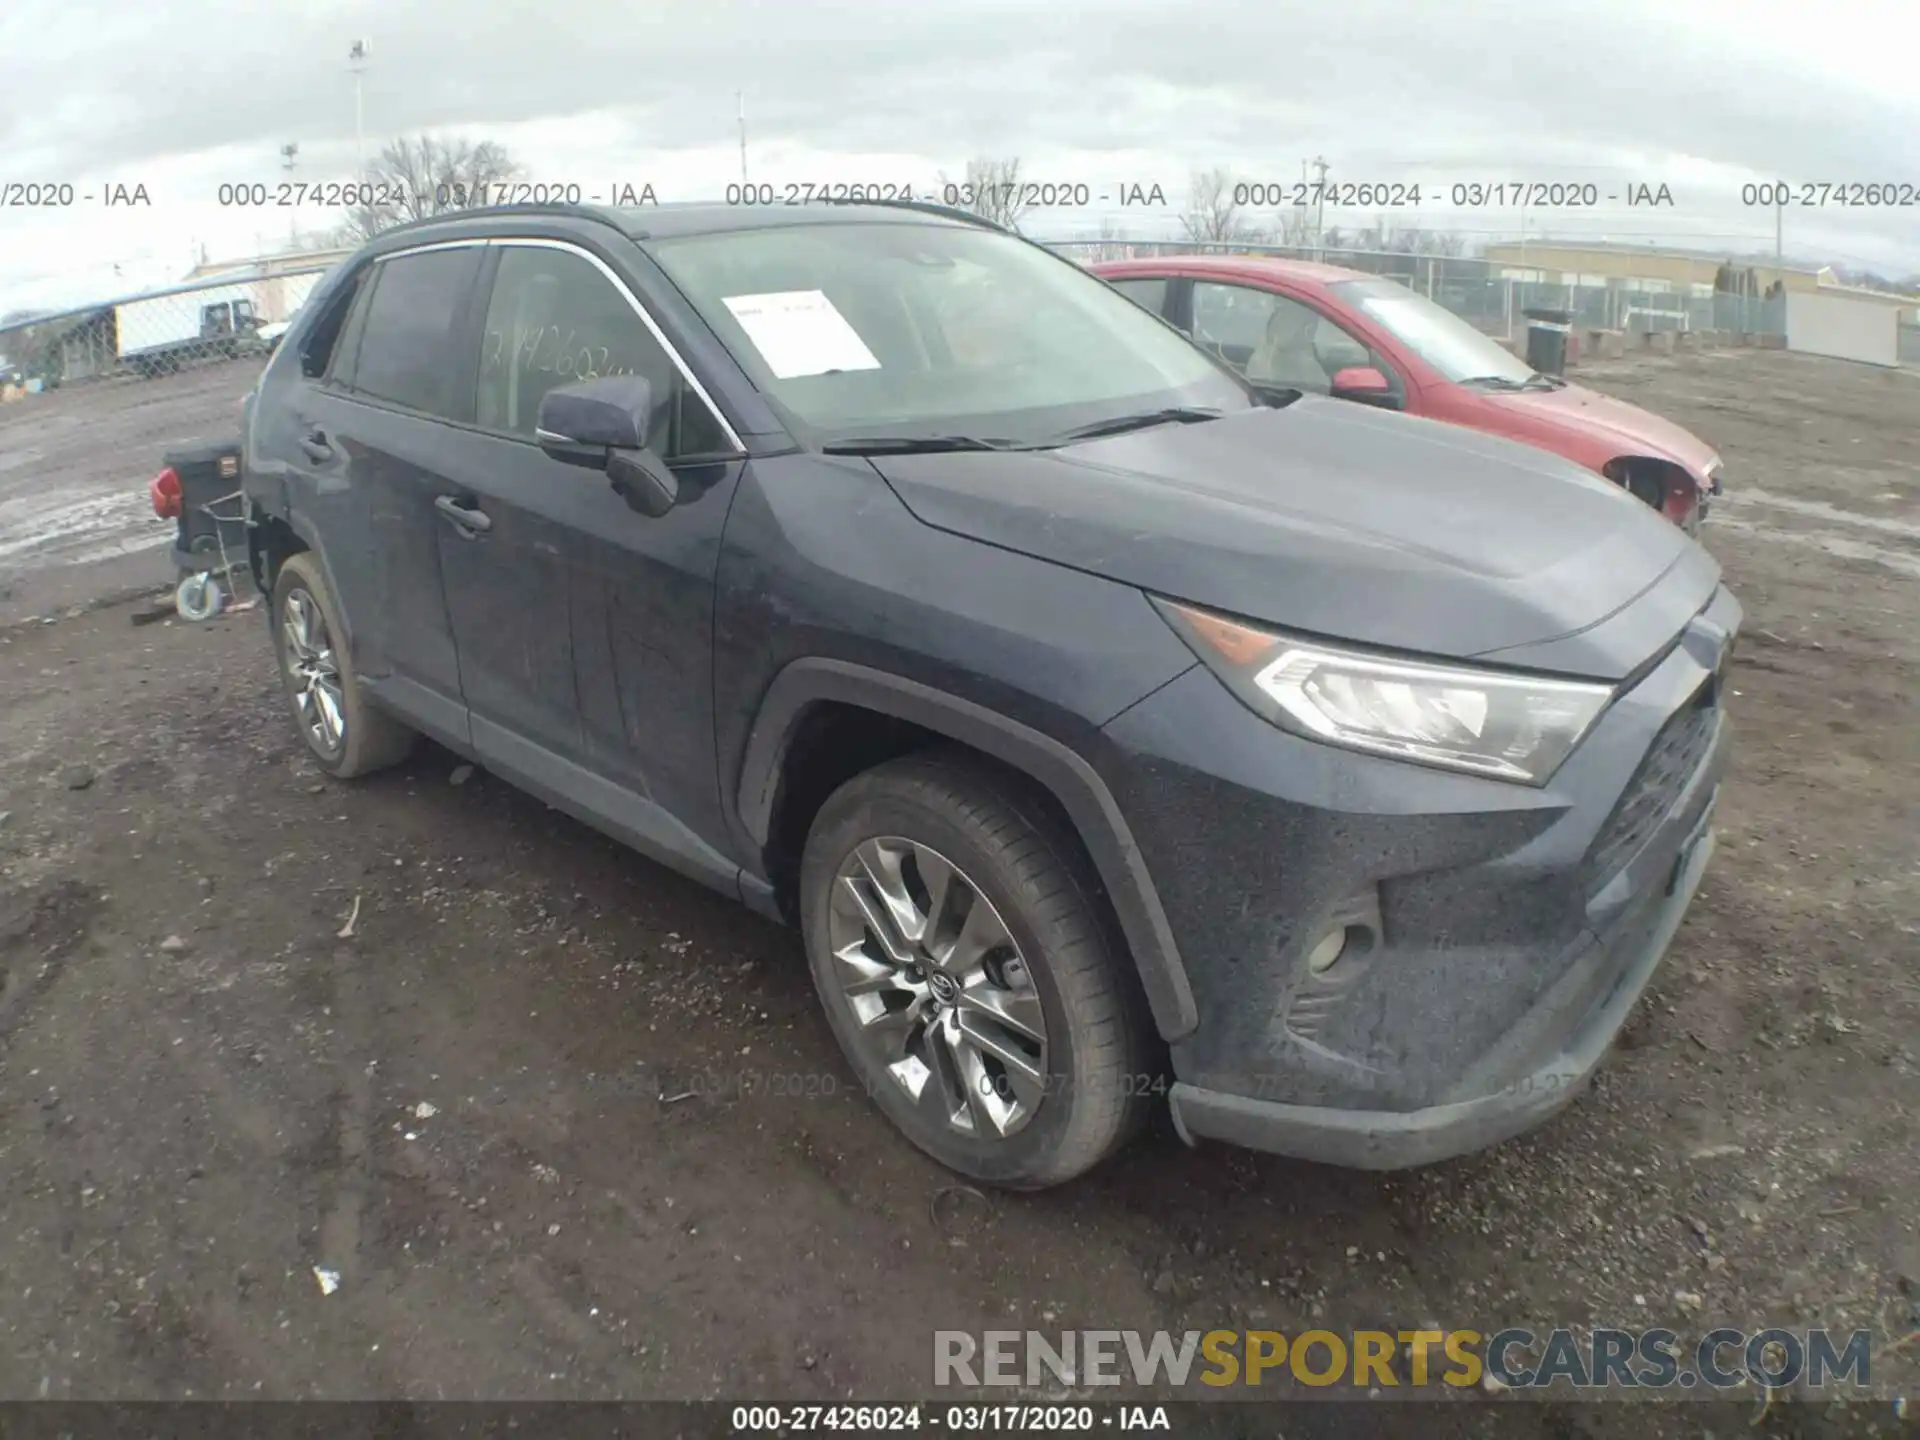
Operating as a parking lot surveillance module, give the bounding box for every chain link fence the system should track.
[1046,239,1792,343]
[1,241,1844,406]
[0,266,333,399]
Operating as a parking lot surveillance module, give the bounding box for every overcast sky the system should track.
[2,0,1916,314]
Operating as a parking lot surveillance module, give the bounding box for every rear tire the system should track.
[799,752,1155,1189]
[269,552,415,779]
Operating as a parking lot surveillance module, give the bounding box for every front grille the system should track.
[1582,686,1717,894]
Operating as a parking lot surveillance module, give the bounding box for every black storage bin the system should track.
[162,441,246,574]
[1521,307,1573,376]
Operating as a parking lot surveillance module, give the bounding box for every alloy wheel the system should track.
[826,836,1050,1138]
[282,587,345,756]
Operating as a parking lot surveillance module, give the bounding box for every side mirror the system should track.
[535,375,679,518]
[1330,366,1400,409]
[535,374,653,455]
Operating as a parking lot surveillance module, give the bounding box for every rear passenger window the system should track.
[474,245,730,459]
[351,247,485,419]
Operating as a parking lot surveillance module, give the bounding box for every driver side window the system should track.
[1190,283,1387,396]
[475,246,728,459]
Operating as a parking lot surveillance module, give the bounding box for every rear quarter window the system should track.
[301,267,372,382]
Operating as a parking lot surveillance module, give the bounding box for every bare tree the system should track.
[1180,168,1262,246]
[1087,217,1134,263]
[1274,205,1317,250]
[333,134,524,243]
[939,157,1033,232]
[1393,227,1466,257]
[1338,222,1463,257]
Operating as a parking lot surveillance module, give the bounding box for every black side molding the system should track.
[734,659,1199,1041]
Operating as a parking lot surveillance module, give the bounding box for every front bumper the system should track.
[1094,584,1740,1169]
[1167,783,1717,1168]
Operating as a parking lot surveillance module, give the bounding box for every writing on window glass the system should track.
[484,324,643,382]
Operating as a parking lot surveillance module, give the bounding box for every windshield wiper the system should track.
[1521,371,1566,390]
[822,435,1026,455]
[1051,407,1225,444]
[1458,375,1529,391]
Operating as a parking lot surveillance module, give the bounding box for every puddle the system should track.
[1722,487,1920,541]
[58,531,171,566]
[1711,514,1920,580]
[0,487,162,566]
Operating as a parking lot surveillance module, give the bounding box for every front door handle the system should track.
[299,427,334,464]
[434,494,492,537]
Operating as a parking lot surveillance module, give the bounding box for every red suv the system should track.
[1092,255,1723,530]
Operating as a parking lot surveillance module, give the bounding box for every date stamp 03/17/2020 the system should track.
[9,173,1917,215]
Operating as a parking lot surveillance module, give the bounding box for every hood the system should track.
[1482,383,1716,475]
[873,397,1719,680]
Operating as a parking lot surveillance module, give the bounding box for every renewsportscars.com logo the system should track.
[934,1327,1876,1392]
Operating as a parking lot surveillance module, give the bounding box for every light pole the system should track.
[349,40,370,178]
[1774,192,1785,329]
[281,142,299,249]
[737,90,749,187]
[1310,155,1329,260]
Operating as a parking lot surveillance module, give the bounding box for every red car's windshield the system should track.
[1330,278,1537,387]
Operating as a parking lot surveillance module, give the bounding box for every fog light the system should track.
[1305,929,1348,974]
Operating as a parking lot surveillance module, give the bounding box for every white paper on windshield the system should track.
[721,290,881,379]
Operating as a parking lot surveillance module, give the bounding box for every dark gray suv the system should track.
[241,200,1736,1189]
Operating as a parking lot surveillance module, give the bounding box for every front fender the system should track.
[734,658,1201,1042]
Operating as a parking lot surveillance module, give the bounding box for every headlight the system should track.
[1156,599,1614,784]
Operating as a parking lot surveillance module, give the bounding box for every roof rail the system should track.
[369,200,623,242]
[813,195,1009,233]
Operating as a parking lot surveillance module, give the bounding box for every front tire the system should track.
[270,552,415,778]
[799,753,1154,1189]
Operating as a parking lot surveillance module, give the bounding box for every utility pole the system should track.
[1310,155,1330,260]
[1775,193,1784,288]
[281,142,299,249]
[737,91,749,187]
[349,40,370,179]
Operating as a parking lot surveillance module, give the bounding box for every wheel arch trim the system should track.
[734,658,1199,1041]
[263,524,361,664]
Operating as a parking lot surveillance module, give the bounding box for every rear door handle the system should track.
[298,427,334,463]
[434,494,492,537]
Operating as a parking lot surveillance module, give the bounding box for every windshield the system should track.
[648,221,1253,446]
[1329,278,1536,386]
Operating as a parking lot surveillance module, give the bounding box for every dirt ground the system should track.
[0,347,1915,1433]
[0,359,263,628]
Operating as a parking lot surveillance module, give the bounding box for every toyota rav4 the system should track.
[241,200,1737,1189]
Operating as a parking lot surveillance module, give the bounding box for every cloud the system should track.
[2,0,1916,310]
